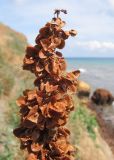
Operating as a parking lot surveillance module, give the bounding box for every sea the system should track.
[66,58,114,95]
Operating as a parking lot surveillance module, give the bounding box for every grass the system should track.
[0,23,30,159]
[0,23,27,56]
[0,69,32,159]
[0,98,25,160]
[8,100,20,128]
[0,74,15,96]
[0,74,34,159]
[0,65,15,96]
[0,48,15,96]
[68,99,98,160]
[7,32,27,55]
[70,104,98,140]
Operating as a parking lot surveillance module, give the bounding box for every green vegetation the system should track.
[0,23,31,159]
[7,31,27,55]
[0,75,34,159]
[68,101,98,160]
[0,23,28,97]
[70,104,98,140]
[8,100,20,128]
[0,23,27,56]
[0,66,15,96]
[0,99,23,160]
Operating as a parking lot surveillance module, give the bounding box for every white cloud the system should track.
[77,41,114,50]
[108,0,114,8]
[14,0,27,5]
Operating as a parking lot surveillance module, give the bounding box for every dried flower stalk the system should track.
[13,12,80,160]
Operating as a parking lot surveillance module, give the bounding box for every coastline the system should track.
[66,57,114,95]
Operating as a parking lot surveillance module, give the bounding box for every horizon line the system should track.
[65,57,114,58]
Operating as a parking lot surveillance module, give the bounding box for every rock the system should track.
[91,88,114,105]
[77,81,91,98]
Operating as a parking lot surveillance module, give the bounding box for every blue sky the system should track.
[0,0,114,57]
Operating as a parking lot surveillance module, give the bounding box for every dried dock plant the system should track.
[13,10,80,160]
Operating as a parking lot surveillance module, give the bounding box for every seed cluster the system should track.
[13,17,80,160]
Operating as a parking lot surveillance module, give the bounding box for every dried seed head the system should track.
[13,11,79,160]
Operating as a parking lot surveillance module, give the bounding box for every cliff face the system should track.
[0,23,29,96]
[0,23,27,53]
[0,23,27,65]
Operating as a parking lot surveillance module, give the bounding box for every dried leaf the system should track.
[38,49,47,59]
[69,30,77,36]
[57,39,65,49]
[26,46,38,57]
[26,105,38,123]
[27,89,37,101]
[27,153,37,160]
[24,57,34,64]
[31,143,42,152]
[16,96,26,107]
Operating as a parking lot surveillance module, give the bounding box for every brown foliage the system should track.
[13,15,79,160]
